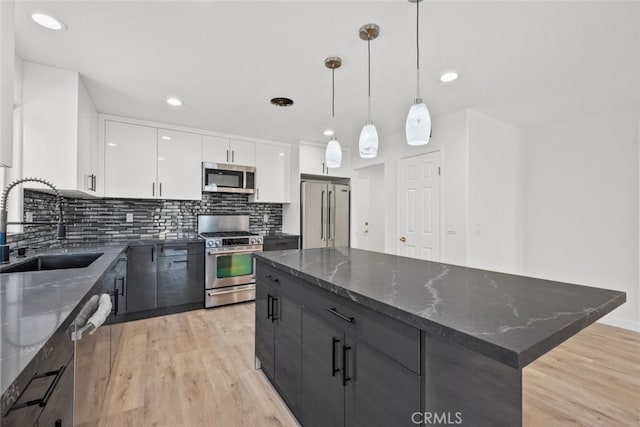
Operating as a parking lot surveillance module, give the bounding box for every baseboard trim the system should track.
[597,316,640,332]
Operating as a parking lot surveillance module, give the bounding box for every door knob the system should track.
[399,236,406,242]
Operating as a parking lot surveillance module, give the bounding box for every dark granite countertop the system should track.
[255,248,626,369]
[0,244,128,395]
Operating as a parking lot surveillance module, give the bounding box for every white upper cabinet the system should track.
[22,61,101,195]
[157,129,202,200]
[299,143,351,178]
[229,139,255,166]
[202,135,255,166]
[201,135,229,164]
[104,121,202,200]
[104,121,157,199]
[0,0,14,168]
[250,143,291,204]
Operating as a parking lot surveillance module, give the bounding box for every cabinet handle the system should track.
[265,274,279,283]
[92,174,96,191]
[326,307,354,323]
[159,183,162,197]
[332,337,341,376]
[271,296,278,322]
[111,289,119,316]
[151,246,154,263]
[256,188,259,200]
[152,182,155,197]
[322,162,326,174]
[267,294,272,320]
[172,259,188,264]
[342,345,352,385]
[116,276,125,296]
[227,150,229,162]
[232,150,235,163]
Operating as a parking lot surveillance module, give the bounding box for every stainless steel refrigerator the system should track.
[301,181,350,249]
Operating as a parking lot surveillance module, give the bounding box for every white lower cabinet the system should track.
[250,143,291,203]
[104,121,202,200]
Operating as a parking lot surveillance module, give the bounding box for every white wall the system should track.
[467,111,526,273]
[524,109,639,331]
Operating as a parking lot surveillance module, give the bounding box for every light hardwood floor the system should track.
[97,304,639,427]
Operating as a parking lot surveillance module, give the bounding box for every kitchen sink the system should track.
[0,253,103,274]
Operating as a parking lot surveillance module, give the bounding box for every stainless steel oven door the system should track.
[206,247,261,289]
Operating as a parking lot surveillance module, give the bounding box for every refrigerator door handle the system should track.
[321,190,326,241]
[328,190,333,241]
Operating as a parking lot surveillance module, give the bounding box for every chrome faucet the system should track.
[0,177,66,263]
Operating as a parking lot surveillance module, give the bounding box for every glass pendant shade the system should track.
[405,101,431,146]
[359,122,379,158]
[325,137,342,168]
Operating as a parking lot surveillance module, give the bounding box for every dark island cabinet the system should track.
[255,279,302,414]
[301,310,345,427]
[255,260,422,427]
[255,280,276,379]
[344,338,421,427]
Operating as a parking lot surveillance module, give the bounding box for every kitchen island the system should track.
[254,248,626,427]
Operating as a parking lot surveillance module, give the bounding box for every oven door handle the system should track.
[207,286,255,297]
[207,249,262,255]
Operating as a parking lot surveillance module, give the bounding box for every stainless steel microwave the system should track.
[202,162,256,194]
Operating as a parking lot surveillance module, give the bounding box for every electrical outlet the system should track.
[25,212,34,222]
[126,213,134,223]
[263,214,269,224]
[446,224,456,235]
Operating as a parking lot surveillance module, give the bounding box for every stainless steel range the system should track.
[198,215,263,308]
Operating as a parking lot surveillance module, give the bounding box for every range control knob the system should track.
[256,237,263,244]
[206,240,215,247]
[214,239,223,248]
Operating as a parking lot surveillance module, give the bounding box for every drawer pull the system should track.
[267,294,273,320]
[266,274,280,283]
[327,307,354,323]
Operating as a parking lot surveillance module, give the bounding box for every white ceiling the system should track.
[14,1,640,147]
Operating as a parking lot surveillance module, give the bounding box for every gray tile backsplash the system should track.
[6,190,283,250]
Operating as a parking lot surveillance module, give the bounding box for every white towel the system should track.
[74,295,100,329]
[86,293,112,334]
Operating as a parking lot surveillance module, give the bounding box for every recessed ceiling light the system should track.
[166,97,183,106]
[323,129,334,136]
[31,13,67,31]
[270,97,294,107]
[160,136,171,140]
[278,152,285,157]
[158,157,165,161]
[108,143,117,147]
[440,71,459,83]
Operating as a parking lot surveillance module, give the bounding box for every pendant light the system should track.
[358,23,380,159]
[325,56,342,168]
[406,0,431,146]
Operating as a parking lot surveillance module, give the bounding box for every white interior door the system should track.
[398,151,441,260]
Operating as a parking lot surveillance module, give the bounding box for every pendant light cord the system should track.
[331,68,336,129]
[367,38,372,121]
[416,0,421,100]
